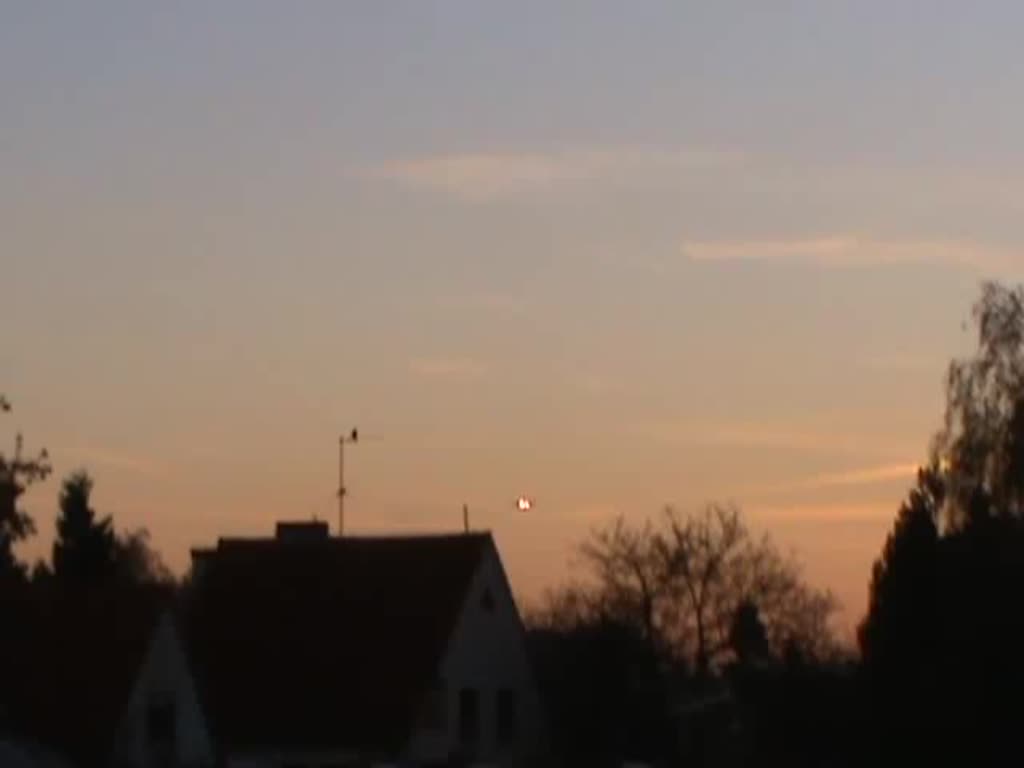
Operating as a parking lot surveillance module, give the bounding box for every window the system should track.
[146,693,176,746]
[146,692,176,768]
[480,587,495,613]
[421,679,447,730]
[496,688,519,745]
[458,687,479,744]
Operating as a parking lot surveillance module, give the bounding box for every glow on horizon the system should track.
[4,3,1021,632]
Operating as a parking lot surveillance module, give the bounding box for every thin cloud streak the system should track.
[636,421,884,454]
[697,425,834,450]
[634,421,823,449]
[65,443,169,478]
[748,501,895,523]
[368,147,741,202]
[753,462,920,495]
[633,422,926,477]
[682,236,1019,270]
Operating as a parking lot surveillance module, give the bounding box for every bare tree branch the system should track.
[571,503,840,672]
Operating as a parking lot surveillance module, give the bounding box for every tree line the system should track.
[0,402,173,762]
[0,421,171,594]
[525,500,850,766]
[6,280,1024,766]
[526,281,1024,767]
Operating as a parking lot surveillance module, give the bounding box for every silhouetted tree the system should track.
[0,395,50,586]
[859,471,1023,765]
[527,615,678,768]
[52,471,116,590]
[524,583,602,633]
[729,599,771,666]
[858,465,942,672]
[932,281,1024,525]
[50,471,173,593]
[860,282,1024,766]
[12,471,177,765]
[578,504,839,675]
[578,515,664,650]
[29,559,53,587]
[0,396,50,736]
[114,527,174,587]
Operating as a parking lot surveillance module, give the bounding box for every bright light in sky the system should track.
[5,2,1014,632]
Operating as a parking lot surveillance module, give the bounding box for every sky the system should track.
[4,2,1024,634]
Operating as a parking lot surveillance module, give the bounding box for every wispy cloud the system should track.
[65,442,168,478]
[408,357,487,380]
[368,146,740,202]
[697,424,833,450]
[753,462,920,495]
[682,235,1018,269]
[748,501,896,523]
[632,420,923,465]
[635,421,842,452]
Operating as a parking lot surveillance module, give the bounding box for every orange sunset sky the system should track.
[5,3,1024,634]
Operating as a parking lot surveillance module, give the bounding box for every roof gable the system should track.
[112,611,214,768]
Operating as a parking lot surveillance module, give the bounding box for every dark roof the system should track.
[183,529,492,754]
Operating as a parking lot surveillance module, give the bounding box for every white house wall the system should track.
[406,540,543,768]
[111,611,214,768]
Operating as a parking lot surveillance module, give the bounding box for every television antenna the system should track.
[336,428,383,536]
[337,428,359,536]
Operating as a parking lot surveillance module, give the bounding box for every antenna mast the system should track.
[338,428,359,536]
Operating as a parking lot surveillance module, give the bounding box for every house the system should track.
[110,610,211,768]
[111,521,544,768]
[3,582,176,768]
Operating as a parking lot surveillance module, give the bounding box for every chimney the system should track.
[275,520,330,544]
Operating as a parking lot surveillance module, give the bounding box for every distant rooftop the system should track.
[184,520,495,753]
[191,519,492,558]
